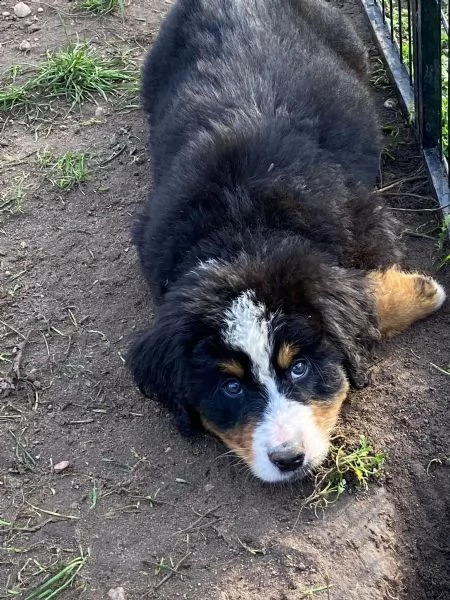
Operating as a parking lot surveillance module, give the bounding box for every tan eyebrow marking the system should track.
[219,359,245,379]
[277,342,299,370]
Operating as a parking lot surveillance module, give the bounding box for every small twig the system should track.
[383,192,436,200]
[0,319,26,339]
[377,174,426,193]
[430,362,450,376]
[403,232,436,241]
[25,501,80,520]
[172,504,222,536]
[389,202,449,212]
[2,150,37,168]
[12,517,56,533]
[99,144,127,166]
[299,584,333,598]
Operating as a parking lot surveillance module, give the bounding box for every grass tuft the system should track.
[78,0,124,14]
[0,176,29,217]
[303,435,385,514]
[38,150,90,190]
[0,84,29,111]
[33,43,135,107]
[0,42,138,114]
[24,548,88,599]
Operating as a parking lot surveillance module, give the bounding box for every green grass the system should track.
[0,176,29,216]
[33,43,136,107]
[38,150,90,190]
[23,549,88,599]
[303,435,385,514]
[78,0,123,14]
[437,214,450,268]
[0,42,138,114]
[0,84,29,111]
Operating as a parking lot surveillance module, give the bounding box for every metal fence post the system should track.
[414,0,442,151]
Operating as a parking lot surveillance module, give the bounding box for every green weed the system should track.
[303,435,385,514]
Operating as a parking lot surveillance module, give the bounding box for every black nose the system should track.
[269,449,305,472]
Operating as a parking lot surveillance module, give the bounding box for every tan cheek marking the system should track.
[277,342,299,370]
[368,266,444,337]
[218,360,245,379]
[202,419,256,466]
[310,379,350,436]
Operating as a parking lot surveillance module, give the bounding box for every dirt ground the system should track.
[1,0,449,599]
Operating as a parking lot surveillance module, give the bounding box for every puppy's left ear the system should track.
[313,267,380,388]
[127,309,200,436]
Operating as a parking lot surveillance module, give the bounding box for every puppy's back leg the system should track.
[368,267,446,336]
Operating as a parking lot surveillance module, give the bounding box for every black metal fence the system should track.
[360,0,450,218]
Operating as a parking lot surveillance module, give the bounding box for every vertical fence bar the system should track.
[406,0,413,81]
[448,0,450,184]
[361,0,450,227]
[397,0,404,62]
[415,0,441,151]
[389,0,394,40]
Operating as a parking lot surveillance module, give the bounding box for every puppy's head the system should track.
[128,244,378,482]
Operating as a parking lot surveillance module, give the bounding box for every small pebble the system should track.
[19,39,31,51]
[14,2,31,17]
[37,5,43,10]
[94,105,105,118]
[108,588,125,600]
[53,460,70,473]
[2,10,10,16]
[28,22,40,31]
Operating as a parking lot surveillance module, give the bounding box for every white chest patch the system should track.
[223,290,273,385]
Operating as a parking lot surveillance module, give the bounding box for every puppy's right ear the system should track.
[127,313,199,435]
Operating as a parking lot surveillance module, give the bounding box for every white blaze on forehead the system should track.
[223,291,329,483]
[223,290,273,383]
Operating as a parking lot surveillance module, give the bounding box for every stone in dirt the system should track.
[108,587,125,600]
[53,460,70,473]
[14,2,31,17]
[19,39,31,51]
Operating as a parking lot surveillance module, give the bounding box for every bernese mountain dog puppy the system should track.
[128,0,446,482]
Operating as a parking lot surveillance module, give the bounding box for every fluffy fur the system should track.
[128,0,444,482]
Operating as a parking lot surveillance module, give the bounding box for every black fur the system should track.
[129,0,401,435]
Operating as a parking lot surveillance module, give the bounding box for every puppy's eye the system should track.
[290,359,309,380]
[222,379,243,397]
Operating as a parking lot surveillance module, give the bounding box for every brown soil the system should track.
[1,1,449,599]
